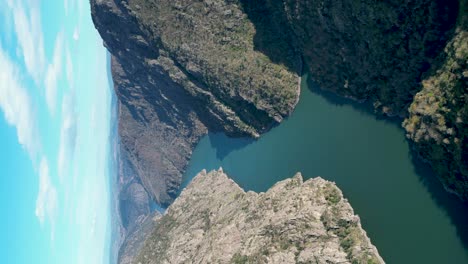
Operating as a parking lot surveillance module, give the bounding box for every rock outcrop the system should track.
[135,170,384,264]
[91,0,300,209]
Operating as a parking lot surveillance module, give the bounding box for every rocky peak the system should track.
[135,170,384,264]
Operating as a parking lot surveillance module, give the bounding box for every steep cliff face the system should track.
[277,0,458,116]
[91,0,300,208]
[296,1,467,201]
[135,170,384,264]
[403,1,468,199]
[279,0,467,200]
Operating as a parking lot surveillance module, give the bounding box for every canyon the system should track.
[90,0,467,263]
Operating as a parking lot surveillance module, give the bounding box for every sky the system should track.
[0,0,114,263]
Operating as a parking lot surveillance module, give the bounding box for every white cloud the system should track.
[57,92,78,182]
[0,30,58,242]
[0,47,39,159]
[6,0,46,84]
[44,33,64,114]
[65,47,73,85]
[35,158,58,240]
[73,27,80,41]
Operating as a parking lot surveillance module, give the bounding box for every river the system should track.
[182,74,468,263]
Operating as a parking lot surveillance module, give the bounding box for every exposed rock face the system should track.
[112,56,208,207]
[119,211,162,264]
[120,182,150,228]
[135,170,384,264]
[91,0,300,208]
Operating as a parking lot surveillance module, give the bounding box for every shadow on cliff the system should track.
[410,149,468,251]
[238,0,301,74]
[240,0,468,252]
[305,70,468,251]
[208,133,254,160]
[305,73,403,129]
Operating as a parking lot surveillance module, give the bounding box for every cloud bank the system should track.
[45,33,64,114]
[6,0,46,84]
[57,92,78,182]
[0,47,39,159]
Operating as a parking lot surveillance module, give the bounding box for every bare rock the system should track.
[136,170,384,264]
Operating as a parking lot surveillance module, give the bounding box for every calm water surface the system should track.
[182,74,468,263]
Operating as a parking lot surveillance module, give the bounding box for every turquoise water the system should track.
[182,74,468,263]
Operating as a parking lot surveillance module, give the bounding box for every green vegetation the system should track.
[321,197,382,264]
[324,183,342,205]
[231,253,249,264]
[241,0,458,116]
[129,0,300,135]
[403,0,468,199]
[230,251,268,263]
[340,237,355,251]
[240,0,466,199]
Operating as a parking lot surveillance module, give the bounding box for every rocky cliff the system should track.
[91,0,466,208]
[90,0,467,260]
[403,2,468,199]
[119,211,162,264]
[239,1,467,200]
[242,0,458,115]
[282,0,466,200]
[91,0,300,212]
[135,170,384,264]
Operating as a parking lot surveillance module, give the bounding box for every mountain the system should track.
[91,0,300,210]
[133,170,384,264]
[89,0,466,262]
[91,0,466,208]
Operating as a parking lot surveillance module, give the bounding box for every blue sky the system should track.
[0,0,113,263]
